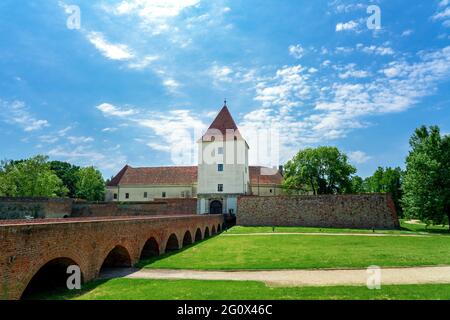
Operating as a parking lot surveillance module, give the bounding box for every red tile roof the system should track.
[202,106,245,141]
[249,166,284,185]
[107,166,198,186]
[107,165,283,187]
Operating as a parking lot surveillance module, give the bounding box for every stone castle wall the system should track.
[71,199,197,217]
[237,194,399,230]
[0,198,73,220]
[0,198,197,220]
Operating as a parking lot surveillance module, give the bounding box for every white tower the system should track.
[197,102,250,214]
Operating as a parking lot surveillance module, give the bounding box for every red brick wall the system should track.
[237,194,399,229]
[0,214,223,300]
[0,197,72,220]
[71,199,197,217]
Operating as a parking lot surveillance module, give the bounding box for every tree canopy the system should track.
[0,155,68,197]
[364,167,403,215]
[75,166,105,201]
[402,126,450,228]
[283,147,356,195]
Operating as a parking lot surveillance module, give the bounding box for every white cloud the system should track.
[348,151,372,164]
[209,64,234,84]
[432,7,450,21]
[96,103,137,117]
[338,64,370,79]
[48,146,126,172]
[163,78,181,91]
[67,136,94,145]
[87,32,134,61]
[336,20,359,32]
[0,100,49,132]
[439,0,450,7]
[289,44,305,59]
[254,65,311,108]
[334,3,365,13]
[113,0,200,20]
[241,46,450,163]
[401,29,414,37]
[128,55,159,69]
[358,44,395,56]
[102,127,118,133]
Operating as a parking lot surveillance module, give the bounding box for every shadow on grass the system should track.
[23,279,110,301]
[136,233,220,269]
[400,226,450,235]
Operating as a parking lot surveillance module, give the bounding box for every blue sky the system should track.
[1,0,450,179]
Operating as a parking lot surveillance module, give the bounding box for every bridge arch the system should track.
[21,257,83,300]
[195,228,202,242]
[204,226,210,238]
[218,224,222,232]
[101,245,132,271]
[165,234,180,252]
[140,237,160,260]
[212,225,216,235]
[183,231,193,246]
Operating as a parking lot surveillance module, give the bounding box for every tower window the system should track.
[144,192,148,198]
[125,193,130,199]
[218,147,224,155]
[162,192,166,198]
[218,184,224,192]
[113,193,118,200]
[218,164,224,172]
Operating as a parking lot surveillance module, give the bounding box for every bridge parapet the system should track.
[0,214,224,300]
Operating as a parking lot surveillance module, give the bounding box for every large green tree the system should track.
[364,167,403,215]
[0,155,68,197]
[75,166,105,201]
[49,161,80,198]
[402,126,450,229]
[283,147,357,195]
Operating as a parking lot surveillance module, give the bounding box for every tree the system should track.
[350,175,365,193]
[283,147,357,195]
[49,161,80,198]
[75,166,105,201]
[402,126,450,229]
[0,155,68,197]
[364,167,403,215]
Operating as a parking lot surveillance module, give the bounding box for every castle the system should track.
[105,103,284,214]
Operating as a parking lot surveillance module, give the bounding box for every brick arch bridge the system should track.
[0,214,224,300]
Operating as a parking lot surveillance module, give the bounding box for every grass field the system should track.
[32,222,450,300]
[33,279,450,300]
[226,220,450,235]
[137,231,450,270]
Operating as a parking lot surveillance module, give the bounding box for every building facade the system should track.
[106,104,284,214]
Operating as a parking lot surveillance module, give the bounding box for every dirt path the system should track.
[100,266,450,287]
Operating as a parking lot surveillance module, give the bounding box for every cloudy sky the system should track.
[1,0,450,178]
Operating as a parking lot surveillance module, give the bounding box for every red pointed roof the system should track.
[208,106,238,135]
[202,105,244,142]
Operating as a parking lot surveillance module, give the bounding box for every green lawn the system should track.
[34,279,450,300]
[226,220,450,236]
[137,232,450,270]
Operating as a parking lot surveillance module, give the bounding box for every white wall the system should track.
[198,139,250,195]
[106,185,196,202]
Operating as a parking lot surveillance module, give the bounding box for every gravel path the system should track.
[100,266,450,287]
